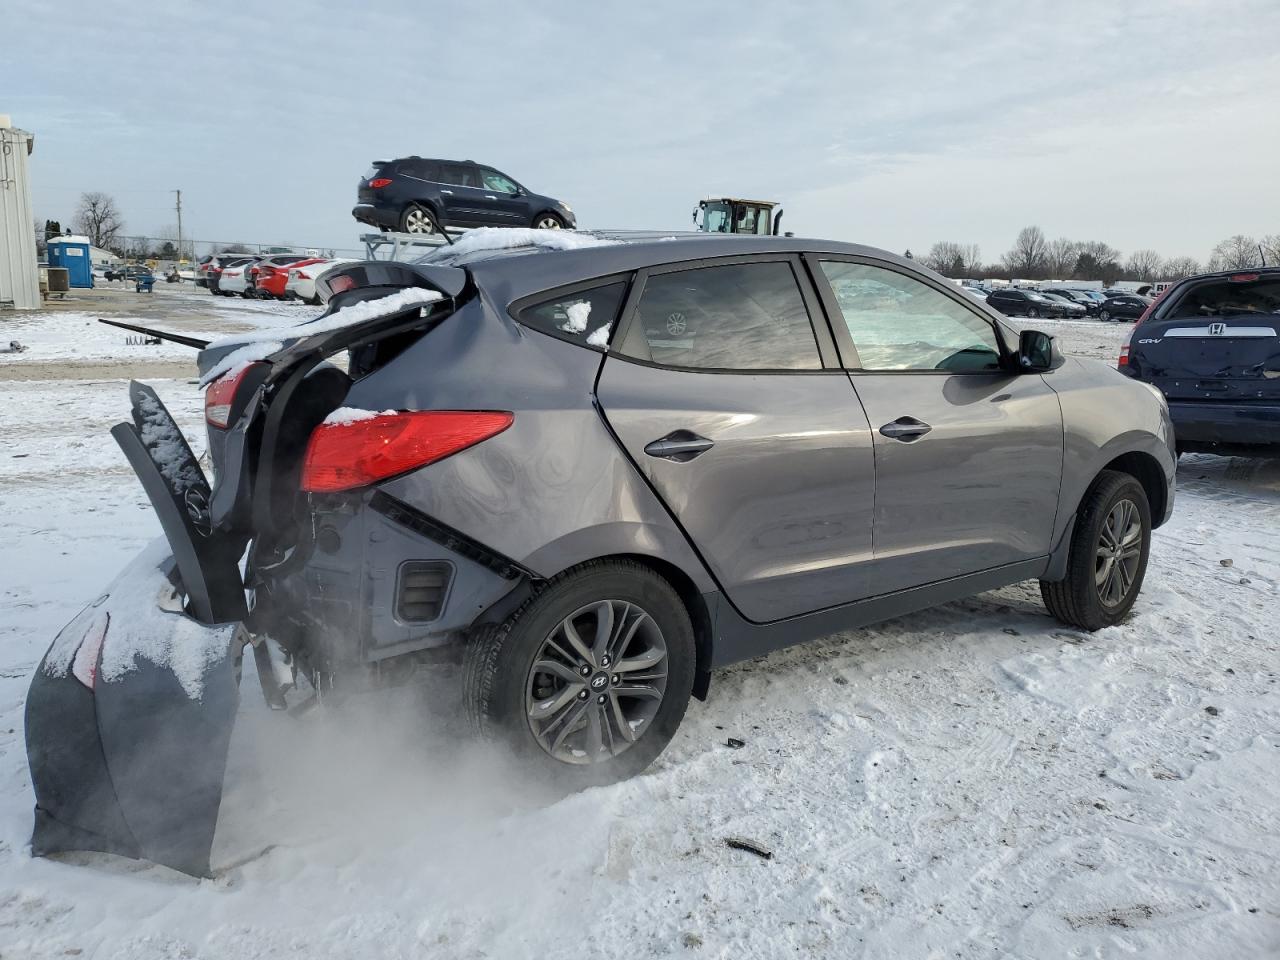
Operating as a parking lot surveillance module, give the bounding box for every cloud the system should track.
[3,0,1277,263]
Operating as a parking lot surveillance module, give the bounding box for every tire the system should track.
[1099,309,1111,322]
[1040,470,1151,631]
[463,560,695,787]
[1026,307,1040,319]
[400,204,437,234]
[532,212,565,229]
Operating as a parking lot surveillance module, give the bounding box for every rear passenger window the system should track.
[440,163,479,187]
[517,282,627,350]
[620,262,821,370]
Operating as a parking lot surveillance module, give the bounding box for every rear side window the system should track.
[1168,278,1280,320]
[440,163,480,188]
[403,159,441,180]
[620,261,821,370]
[819,261,1002,372]
[517,282,628,350]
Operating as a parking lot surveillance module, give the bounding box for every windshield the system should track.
[701,202,732,233]
[1169,278,1280,318]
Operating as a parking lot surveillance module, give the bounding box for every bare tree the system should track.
[1207,234,1261,271]
[1260,234,1280,267]
[1044,238,1079,279]
[1002,225,1049,277]
[1073,240,1122,282]
[922,241,982,277]
[1125,249,1163,281]
[1160,256,1200,279]
[73,192,125,249]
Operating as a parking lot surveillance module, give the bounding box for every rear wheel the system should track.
[464,560,695,787]
[400,204,437,234]
[1026,307,1040,319]
[1040,470,1151,631]
[1099,309,1111,322]
[533,212,565,229]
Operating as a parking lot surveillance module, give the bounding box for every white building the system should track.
[0,116,40,310]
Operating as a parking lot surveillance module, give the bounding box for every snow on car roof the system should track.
[414,227,620,266]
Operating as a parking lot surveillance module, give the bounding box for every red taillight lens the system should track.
[369,178,393,189]
[72,612,109,690]
[205,362,267,428]
[1118,344,1130,367]
[301,411,513,493]
[328,274,355,295]
[1228,273,1259,282]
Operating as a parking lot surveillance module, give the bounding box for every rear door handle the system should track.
[644,432,715,461]
[879,417,932,442]
[484,194,498,200]
[440,189,453,195]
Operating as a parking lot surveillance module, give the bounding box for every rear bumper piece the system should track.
[352,202,397,229]
[26,544,240,878]
[1168,400,1280,450]
[27,383,249,877]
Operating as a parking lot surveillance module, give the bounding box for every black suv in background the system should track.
[1121,267,1280,454]
[352,157,576,234]
[986,287,1071,319]
[1099,294,1154,322]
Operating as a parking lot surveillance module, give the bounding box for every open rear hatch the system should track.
[25,262,466,876]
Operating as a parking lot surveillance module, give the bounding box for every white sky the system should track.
[4,0,1278,263]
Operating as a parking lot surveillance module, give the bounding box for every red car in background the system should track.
[253,256,328,299]
[246,254,311,298]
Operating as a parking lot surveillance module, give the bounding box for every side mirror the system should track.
[1017,329,1061,372]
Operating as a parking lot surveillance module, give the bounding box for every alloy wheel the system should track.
[525,599,668,764]
[1100,310,1111,322]
[403,207,435,234]
[535,216,563,229]
[1095,498,1143,607]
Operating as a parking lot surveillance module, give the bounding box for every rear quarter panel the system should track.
[343,296,718,593]
[1050,357,1176,540]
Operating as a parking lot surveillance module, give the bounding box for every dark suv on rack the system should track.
[352,157,577,234]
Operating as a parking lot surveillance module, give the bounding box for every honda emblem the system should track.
[1208,323,1226,336]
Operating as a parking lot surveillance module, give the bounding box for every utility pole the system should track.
[172,189,183,263]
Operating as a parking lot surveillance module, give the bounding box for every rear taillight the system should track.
[72,612,109,690]
[369,178,393,189]
[301,411,513,493]
[205,362,268,428]
[1118,344,1130,367]
[328,274,356,295]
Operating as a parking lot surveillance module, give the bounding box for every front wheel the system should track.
[464,560,695,787]
[533,213,565,229]
[1099,309,1111,322]
[1025,307,1039,319]
[1040,470,1151,631]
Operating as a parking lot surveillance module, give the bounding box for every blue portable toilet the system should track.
[47,235,94,288]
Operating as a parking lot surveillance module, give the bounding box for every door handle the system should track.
[440,189,453,195]
[879,417,932,442]
[484,194,498,200]
[644,432,715,461]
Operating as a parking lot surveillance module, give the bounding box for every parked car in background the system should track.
[217,258,259,297]
[205,254,253,295]
[352,156,576,234]
[1120,266,1280,455]
[284,258,358,304]
[245,254,310,298]
[1038,292,1088,317]
[103,265,151,283]
[1099,294,1153,322]
[960,285,989,301]
[252,255,323,299]
[986,287,1070,319]
[1042,288,1100,316]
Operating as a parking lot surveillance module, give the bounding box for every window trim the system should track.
[804,253,1016,376]
[607,253,841,375]
[507,272,636,353]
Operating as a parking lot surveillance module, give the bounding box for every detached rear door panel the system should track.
[597,256,875,623]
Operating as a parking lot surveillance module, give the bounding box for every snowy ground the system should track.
[0,297,1277,958]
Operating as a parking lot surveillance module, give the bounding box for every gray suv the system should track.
[26,234,1176,876]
